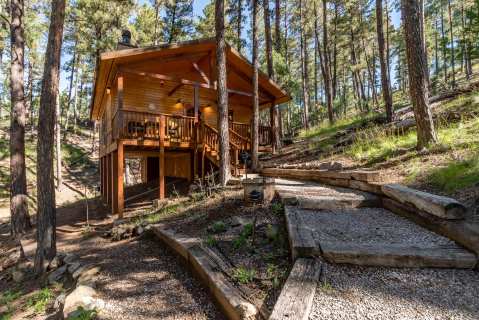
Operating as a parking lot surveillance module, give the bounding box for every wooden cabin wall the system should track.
[120,73,253,127]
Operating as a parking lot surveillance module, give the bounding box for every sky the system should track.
[60,0,402,92]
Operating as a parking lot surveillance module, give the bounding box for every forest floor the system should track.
[263,89,479,213]
[0,119,99,223]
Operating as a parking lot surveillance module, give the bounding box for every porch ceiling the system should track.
[91,38,291,120]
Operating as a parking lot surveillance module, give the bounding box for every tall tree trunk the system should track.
[215,0,230,185]
[321,0,334,124]
[264,0,280,152]
[34,0,66,275]
[376,0,393,122]
[10,0,31,237]
[274,0,281,52]
[299,0,310,129]
[331,1,338,99]
[251,0,259,171]
[26,60,34,135]
[447,0,455,88]
[236,0,242,53]
[263,0,274,77]
[63,41,76,129]
[434,17,439,76]
[401,0,437,150]
[55,94,62,190]
[154,0,160,45]
[440,5,447,83]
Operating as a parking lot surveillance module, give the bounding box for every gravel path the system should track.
[297,207,457,247]
[310,262,479,320]
[70,234,225,320]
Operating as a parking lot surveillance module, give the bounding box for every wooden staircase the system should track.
[201,123,250,177]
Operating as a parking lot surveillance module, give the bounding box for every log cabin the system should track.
[91,37,290,218]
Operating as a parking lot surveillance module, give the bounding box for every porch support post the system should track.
[140,156,147,183]
[106,153,111,207]
[193,84,199,179]
[100,157,104,201]
[117,141,124,218]
[270,104,277,154]
[159,115,166,199]
[111,150,118,215]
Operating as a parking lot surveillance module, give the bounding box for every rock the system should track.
[133,225,144,236]
[230,216,253,227]
[318,161,343,170]
[48,255,63,271]
[1,246,22,271]
[266,224,279,241]
[11,268,25,283]
[68,262,82,275]
[73,264,100,281]
[53,293,66,310]
[63,285,98,318]
[48,265,67,285]
[63,253,79,265]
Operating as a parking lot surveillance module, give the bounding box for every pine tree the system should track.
[251,0,260,171]
[163,0,193,43]
[215,0,230,185]
[10,0,32,238]
[35,0,66,275]
[376,0,393,122]
[401,0,437,150]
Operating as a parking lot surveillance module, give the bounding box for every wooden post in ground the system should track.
[100,156,104,201]
[193,84,199,179]
[112,150,118,215]
[106,153,112,208]
[270,105,276,154]
[140,156,147,183]
[159,115,165,199]
[117,141,124,218]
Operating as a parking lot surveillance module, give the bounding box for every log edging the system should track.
[262,167,478,263]
[151,225,260,320]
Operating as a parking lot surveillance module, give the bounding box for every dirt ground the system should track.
[1,197,225,320]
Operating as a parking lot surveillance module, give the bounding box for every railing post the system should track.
[159,115,166,199]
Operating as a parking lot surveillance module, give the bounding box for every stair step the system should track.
[284,205,477,269]
[276,179,381,209]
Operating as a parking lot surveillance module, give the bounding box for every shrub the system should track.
[27,287,53,313]
[211,221,226,233]
[232,266,256,284]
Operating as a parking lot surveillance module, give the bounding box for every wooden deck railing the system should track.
[114,110,196,144]
[229,122,250,140]
[259,125,272,146]
[100,110,272,157]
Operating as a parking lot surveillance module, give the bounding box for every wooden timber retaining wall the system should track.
[261,168,479,258]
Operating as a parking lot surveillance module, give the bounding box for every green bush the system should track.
[232,266,256,284]
[211,221,226,233]
[67,306,97,320]
[26,288,53,313]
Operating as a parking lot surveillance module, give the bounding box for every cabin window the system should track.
[228,110,234,122]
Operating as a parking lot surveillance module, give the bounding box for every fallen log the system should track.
[381,184,466,220]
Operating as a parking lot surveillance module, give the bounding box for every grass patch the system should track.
[26,287,53,314]
[299,113,378,140]
[67,306,97,320]
[232,266,256,284]
[61,143,89,167]
[428,155,479,192]
[346,116,479,166]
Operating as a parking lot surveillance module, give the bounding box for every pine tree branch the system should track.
[0,13,9,26]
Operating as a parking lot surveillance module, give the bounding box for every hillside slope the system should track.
[264,90,479,212]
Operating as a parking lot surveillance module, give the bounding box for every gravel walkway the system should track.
[73,234,225,320]
[309,262,479,320]
[297,207,457,247]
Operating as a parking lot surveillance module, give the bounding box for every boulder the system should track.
[63,285,98,318]
[48,265,68,285]
[63,253,79,265]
